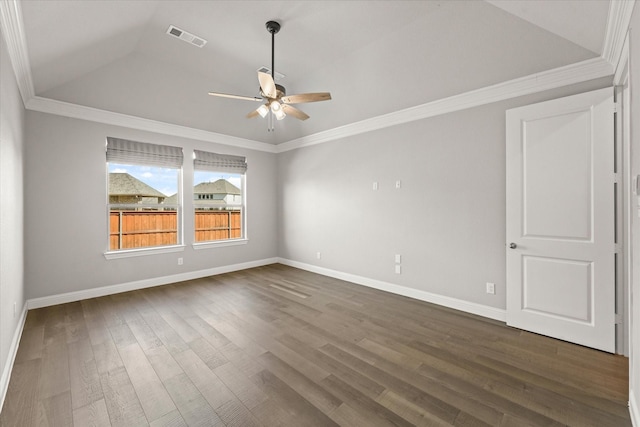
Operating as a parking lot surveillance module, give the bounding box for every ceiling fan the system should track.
[208,21,331,128]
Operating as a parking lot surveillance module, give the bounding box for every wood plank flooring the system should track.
[1,264,631,426]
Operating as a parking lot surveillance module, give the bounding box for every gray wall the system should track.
[0,31,25,391]
[20,74,618,318]
[277,78,612,311]
[24,112,278,300]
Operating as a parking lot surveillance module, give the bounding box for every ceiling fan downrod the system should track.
[266,20,280,131]
[266,20,280,80]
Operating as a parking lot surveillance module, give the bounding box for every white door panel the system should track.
[522,256,592,322]
[523,110,592,240]
[506,87,615,353]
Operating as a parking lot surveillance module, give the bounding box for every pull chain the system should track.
[267,111,274,132]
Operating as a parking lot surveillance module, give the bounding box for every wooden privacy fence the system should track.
[110,210,241,250]
[195,210,242,242]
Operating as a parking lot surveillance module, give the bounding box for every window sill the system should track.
[192,238,248,250]
[104,245,185,260]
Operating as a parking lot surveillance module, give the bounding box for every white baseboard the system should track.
[0,302,28,414]
[25,256,504,321]
[27,257,279,309]
[631,389,640,427]
[277,258,506,322]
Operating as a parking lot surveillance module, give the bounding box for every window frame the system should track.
[104,138,185,258]
[192,169,249,249]
[191,149,248,249]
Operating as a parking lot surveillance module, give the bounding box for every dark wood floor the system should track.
[1,264,631,426]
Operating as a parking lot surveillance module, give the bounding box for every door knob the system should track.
[509,243,517,249]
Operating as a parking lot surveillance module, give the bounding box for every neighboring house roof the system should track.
[194,179,240,195]
[163,193,178,205]
[109,173,166,198]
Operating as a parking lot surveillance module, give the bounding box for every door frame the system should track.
[614,33,630,357]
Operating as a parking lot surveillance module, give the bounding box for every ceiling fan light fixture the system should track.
[275,109,286,120]
[257,104,269,117]
[270,100,282,113]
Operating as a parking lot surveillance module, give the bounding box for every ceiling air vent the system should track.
[166,25,207,48]
[257,66,285,81]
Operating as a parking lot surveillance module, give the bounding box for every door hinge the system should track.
[613,102,620,114]
[615,314,623,325]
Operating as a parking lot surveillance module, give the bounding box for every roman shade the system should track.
[106,137,183,168]
[193,149,247,174]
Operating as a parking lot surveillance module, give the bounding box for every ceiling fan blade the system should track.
[282,104,310,121]
[208,92,262,102]
[246,109,260,119]
[281,92,331,104]
[258,72,278,99]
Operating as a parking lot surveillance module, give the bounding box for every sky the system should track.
[109,163,242,197]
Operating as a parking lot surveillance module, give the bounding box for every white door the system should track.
[506,87,615,353]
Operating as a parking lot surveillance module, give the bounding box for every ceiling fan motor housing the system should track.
[259,83,286,100]
[266,20,281,34]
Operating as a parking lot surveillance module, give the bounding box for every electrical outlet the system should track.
[395,254,401,264]
[316,252,321,260]
[178,257,183,265]
[395,180,401,189]
[486,282,495,295]
[373,182,379,191]
[395,265,401,274]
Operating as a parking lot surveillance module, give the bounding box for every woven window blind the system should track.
[194,149,247,174]
[106,137,183,168]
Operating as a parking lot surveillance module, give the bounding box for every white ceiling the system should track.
[486,0,610,54]
[17,1,611,144]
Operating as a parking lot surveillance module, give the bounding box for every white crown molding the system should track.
[27,55,612,156]
[602,0,636,67]
[278,258,507,322]
[613,31,630,85]
[0,0,34,105]
[26,96,277,153]
[276,57,613,153]
[25,55,611,156]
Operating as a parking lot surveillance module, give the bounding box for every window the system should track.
[193,150,246,243]
[106,137,183,251]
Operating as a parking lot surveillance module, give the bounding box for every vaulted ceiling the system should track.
[5,1,619,145]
